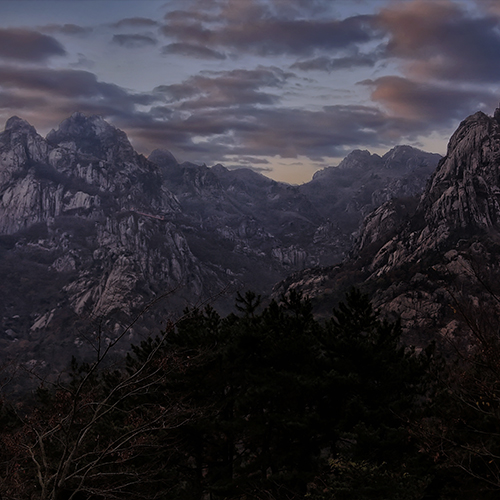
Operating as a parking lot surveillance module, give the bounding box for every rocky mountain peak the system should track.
[211,163,228,175]
[337,149,382,171]
[274,107,500,352]
[53,111,114,136]
[444,111,491,157]
[148,149,178,169]
[348,107,500,277]
[2,115,43,149]
[4,115,37,133]
[298,145,440,261]
[493,105,500,124]
[0,111,450,376]
[419,109,500,232]
[0,115,49,182]
[381,145,438,172]
[46,112,135,161]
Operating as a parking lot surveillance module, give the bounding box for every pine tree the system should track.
[308,288,435,499]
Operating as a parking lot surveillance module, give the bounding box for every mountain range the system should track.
[0,111,442,380]
[277,108,500,348]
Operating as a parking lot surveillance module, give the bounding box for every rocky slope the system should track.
[276,108,500,348]
[149,153,322,273]
[0,112,440,380]
[299,146,441,263]
[0,114,218,380]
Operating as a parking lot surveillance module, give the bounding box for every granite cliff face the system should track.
[0,112,440,376]
[0,114,217,376]
[277,108,500,348]
[151,157,323,270]
[299,145,441,263]
[355,111,500,275]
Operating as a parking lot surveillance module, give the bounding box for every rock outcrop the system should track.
[276,107,500,349]
[299,145,441,263]
[0,112,441,377]
[0,114,219,376]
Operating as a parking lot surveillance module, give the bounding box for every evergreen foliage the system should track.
[158,288,433,499]
[2,288,497,499]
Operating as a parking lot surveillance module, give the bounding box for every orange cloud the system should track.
[364,75,496,123]
[376,0,500,83]
[378,0,457,58]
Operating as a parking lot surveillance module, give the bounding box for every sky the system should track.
[0,0,499,184]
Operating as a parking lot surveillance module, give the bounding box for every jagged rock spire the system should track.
[494,104,500,123]
[4,115,36,133]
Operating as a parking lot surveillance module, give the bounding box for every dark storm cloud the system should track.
[162,43,226,60]
[112,34,158,48]
[377,0,500,83]
[161,3,380,56]
[40,24,93,36]
[0,28,66,62]
[154,67,291,109]
[361,76,498,124]
[291,52,377,72]
[111,17,159,29]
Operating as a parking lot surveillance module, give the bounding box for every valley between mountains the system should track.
[4,107,500,499]
[0,111,443,377]
[2,103,500,384]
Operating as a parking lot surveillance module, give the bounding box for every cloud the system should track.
[111,17,159,29]
[164,9,219,25]
[161,2,380,56]
[70,54,95,69]
[474,0,500,17]
[362,75,497,123]
[39,24,93,36]
[0,68,169,146]
[162,42,226,60]
[123,101,408,166]
[0,66,160,124]
[0,91,47,110]
[232,156,271,165]
[144,67,428,165]
[0,63,475,175]
[0,66,118,99]
[0,62,446,167]
[377,0,500,83]
[0,73,432,169]
[112,34,158,48]
[0,28,66,62]
[291,52,378,72]
[266,0,339,18]
[154,67,292,109]
[237,105,396,158]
